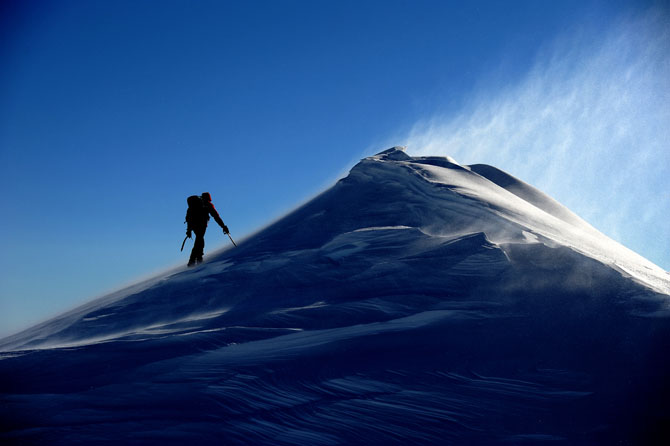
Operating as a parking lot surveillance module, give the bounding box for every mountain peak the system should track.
[1,148,669,444]
[370,146,412,160]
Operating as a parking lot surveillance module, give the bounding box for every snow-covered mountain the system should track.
[2,147,669,444]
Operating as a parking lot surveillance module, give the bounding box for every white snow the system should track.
[1,147,668,445]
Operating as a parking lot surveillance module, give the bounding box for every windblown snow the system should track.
[1,147,669,444]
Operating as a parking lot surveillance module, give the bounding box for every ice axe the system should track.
[226,231,237,247]
[180,235,190,252]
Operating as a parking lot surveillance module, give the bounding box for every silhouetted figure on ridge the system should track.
[185,192,229,267]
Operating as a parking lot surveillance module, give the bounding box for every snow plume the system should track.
[403,9,670,269]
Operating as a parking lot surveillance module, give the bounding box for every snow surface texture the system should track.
[1,147,669,444]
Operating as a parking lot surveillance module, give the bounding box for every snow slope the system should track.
[1,147,669,444]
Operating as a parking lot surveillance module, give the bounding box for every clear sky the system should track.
[1,0,668,337]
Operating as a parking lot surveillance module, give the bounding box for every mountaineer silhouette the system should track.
[184,192,230,267]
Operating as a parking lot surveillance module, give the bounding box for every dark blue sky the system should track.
[1,0,666,336]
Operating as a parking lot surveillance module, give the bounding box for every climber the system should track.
[184,192,230,266]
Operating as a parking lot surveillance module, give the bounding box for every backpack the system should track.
[185,195,210,227]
